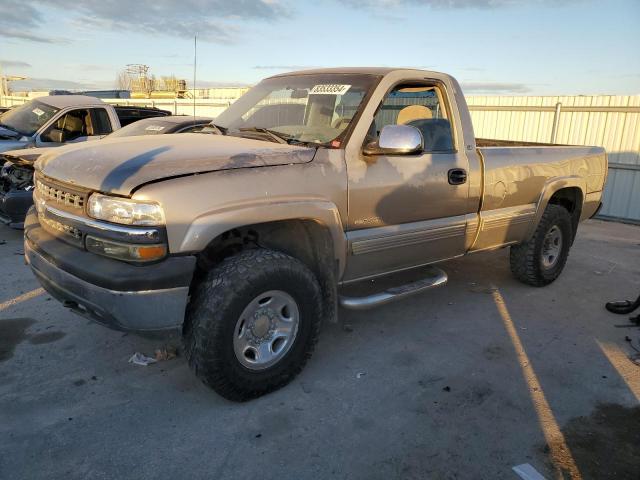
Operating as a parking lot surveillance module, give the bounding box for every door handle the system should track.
[448,168,467,185]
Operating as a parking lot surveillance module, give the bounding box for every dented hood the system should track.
[36,133,316,195]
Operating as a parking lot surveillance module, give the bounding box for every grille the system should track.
[35,178,86,210]
[40,215,82,240]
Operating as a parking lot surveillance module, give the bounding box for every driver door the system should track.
[344,83,471,281]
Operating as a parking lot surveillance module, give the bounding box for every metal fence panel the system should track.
[467,95,640,222]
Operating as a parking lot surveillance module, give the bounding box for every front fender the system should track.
[178,199,347,278]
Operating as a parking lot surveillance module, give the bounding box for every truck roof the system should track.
[268,67,444,78]
[36,95,104,108]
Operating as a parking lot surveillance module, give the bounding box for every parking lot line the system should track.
[492,289,582,480]
[597,340,640,402]
[0,288,44,313]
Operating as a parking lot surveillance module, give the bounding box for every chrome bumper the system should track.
[25,236,190,333]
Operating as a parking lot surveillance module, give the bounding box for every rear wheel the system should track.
[184,248,322,401]
[510,204,573,286]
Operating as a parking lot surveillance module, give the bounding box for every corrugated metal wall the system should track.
[2,93,638,221]
[466,95,640,222]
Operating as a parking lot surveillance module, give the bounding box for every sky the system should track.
[1,0,639,95]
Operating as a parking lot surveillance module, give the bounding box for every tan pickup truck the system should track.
[24,68,607,400]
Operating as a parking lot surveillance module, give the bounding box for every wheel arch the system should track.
[527,177,585,242]
[183,201,346,324]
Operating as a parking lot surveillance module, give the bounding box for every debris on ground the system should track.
[512,463,547,480]
[356,372,366,379]
[343,324,354,333]
[442,386,451,392]
[154,345,178,361]
[128,352,157,366]
[0,240,6,245]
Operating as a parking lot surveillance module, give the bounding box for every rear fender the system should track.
[526,176,585,240]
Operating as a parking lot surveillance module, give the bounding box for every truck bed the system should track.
[470,143,607,251]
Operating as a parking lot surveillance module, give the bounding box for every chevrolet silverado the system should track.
[24,68,607,401]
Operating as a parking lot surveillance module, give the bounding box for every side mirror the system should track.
[363,124,424,156]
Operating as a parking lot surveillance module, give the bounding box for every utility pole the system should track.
[193,35,197,119]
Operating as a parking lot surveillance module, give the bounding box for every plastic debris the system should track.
[512,463,547,480]
[356,372,366,379]
[128,352,157,366]
[155,345,178,361]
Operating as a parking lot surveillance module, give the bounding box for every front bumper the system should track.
[24,209,196,333]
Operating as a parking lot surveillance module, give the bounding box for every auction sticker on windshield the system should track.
[310,84,351,95]
[32,108,45,117]
[145,125,165,132]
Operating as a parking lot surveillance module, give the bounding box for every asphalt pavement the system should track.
[1,219,639,480]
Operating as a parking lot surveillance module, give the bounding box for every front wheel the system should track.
[510,204,573,286]
[184,248,323,401]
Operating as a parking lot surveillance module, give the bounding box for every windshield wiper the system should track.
[238,127,290,144]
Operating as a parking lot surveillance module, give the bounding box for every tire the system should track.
[510,204,573,287]
[184,248,323,401]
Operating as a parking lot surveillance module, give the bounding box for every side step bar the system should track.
[339,266,448,310]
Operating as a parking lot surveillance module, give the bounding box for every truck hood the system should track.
[37,133,316,195]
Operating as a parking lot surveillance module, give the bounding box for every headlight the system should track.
[87,193,165,226]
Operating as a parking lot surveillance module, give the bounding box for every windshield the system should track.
[0,100,59,136]
[214,73,381,145]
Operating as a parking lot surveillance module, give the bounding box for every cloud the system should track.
[0,1,40,29]
[0,0,290,44]
[461,82,531,94]
[0,60,32,69]
[343,0,578,9]
[0,29,68,44]
[0,1,68,43]
[8,77,105,91]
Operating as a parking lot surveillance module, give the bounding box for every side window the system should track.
[90,108,113,135]
[371,84,454,152]
[41,109,89,143]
